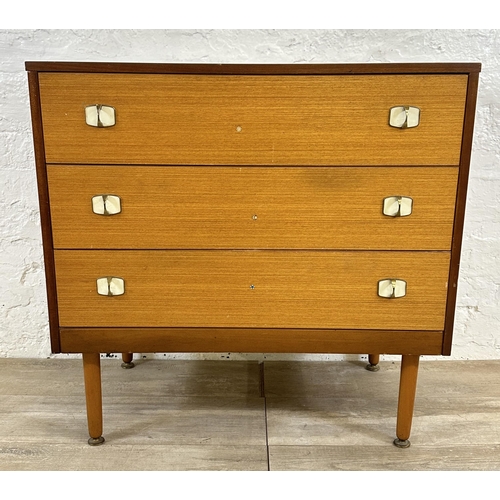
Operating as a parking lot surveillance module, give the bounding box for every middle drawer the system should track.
[47,166,458,250]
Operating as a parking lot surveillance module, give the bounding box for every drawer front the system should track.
[39,73,467,166]
[54,250,450,330]
[48,166,458,250]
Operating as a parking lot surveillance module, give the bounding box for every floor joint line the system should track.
[260,361,271,471]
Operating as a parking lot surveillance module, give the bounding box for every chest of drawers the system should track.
[26,61,480,448]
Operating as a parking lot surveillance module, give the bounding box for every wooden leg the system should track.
[83,353,105,446]
[394,354,420,448]
[366,354,380,372]
[121,352,135,369]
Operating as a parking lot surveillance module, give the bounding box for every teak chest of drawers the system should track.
[26,61,480,448]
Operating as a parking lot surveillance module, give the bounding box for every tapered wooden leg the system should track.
[366,354,380,371]
[83,353,105,446]
[121,352,135,369]
[394,354,420,448]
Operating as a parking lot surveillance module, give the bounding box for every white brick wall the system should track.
[1,29,499,360]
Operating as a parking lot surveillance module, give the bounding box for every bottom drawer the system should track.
[54,250,450,330]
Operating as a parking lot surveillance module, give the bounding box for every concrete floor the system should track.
[1,357,499,470]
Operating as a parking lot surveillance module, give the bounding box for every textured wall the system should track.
[1,29,499,360]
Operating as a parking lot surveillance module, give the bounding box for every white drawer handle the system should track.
[85,104,116,128]
[96,277,125,296]
[378,279,407,299]
[383,196,413,217]
[92,194,121,216]
[389,106,420,129]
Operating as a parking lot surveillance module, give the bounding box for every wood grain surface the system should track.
[59,328,443,355]
[39,74,467,166]
[47,166,458,251]
[54,250,450,330]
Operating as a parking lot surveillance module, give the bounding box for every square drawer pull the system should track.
[85,104,116,128]
[378,279,407,298]
[389,106,420,129]
[96,277,125,296]
[383,196,413,217]
[92,194,121,216]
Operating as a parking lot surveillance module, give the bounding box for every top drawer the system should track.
[38,73,467,166]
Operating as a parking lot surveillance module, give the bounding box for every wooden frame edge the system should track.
[60,327,444,355]
[443,70,481,355]
[27,71,61,353]
[25,61,482,75]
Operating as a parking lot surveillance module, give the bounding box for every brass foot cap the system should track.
[88,436,105,446]
[366,363,380,372]
[393,438,411,448]
[121,361,135,369]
